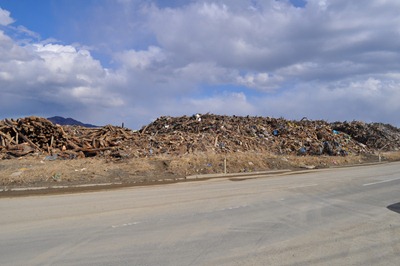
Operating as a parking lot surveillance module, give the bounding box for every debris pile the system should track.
[138,114,368,156]
[0,116,137,159]
[61,124,138,157]
[1,114,400,159]
[0,117,67,157]
[332,121,400,151]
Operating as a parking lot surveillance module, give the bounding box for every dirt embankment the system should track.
[1,151,398,191]
[1,114,400,190]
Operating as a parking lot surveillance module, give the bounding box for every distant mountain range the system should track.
[47,116,98,128]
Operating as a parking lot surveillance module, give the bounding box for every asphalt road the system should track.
[1,162,400,265]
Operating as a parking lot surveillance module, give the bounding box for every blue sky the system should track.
[1,0,400,128]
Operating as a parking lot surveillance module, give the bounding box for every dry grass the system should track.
[381,151,400,161]
[0,151,388,188]
[167,151,370,176]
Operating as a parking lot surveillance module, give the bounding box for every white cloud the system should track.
[184,92,255,115]
[0,7,14,26]
[236,73,284,91]
[115,46,166,70]
[32,43,106,83]
[252,76,400,125]
[15,25,40,40]
[174,62,238,84]
[2,1,400,128]
[138,91,257,123]
[198,3,229,19]
[0,71,12,81]
[0,30,34,61]
[0,32,123,121]
[69,86,124,107]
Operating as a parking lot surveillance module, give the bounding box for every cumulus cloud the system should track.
[182,92,256,115]
[0,7,14,26]
[114,46,166,70]
[2,1,400,128]
[120,91,257,127]
[0,42,107,94]
[236,73,284,91]
[0,24,124,122]
[138,0,400,109]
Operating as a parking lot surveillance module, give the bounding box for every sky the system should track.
[0,0,400,129]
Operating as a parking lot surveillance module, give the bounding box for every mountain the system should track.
[47,116,98,128]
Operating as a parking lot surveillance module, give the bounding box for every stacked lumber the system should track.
[1,114,400,160]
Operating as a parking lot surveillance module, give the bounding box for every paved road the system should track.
[1,162,400,265]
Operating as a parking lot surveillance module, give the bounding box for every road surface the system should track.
[1,162,400,265]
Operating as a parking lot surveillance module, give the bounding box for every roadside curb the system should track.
[0,182,124,193]
[329,161,387,168]
[0,170,293,194]
[186,169,292,180]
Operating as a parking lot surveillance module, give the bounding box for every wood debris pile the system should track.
[0,116,137,159]
[0,117,67,157]
[1,114,399,159]
[138,114,369,156]
[331,121,400,151]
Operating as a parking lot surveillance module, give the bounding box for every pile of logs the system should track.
[1,114,399,159]
[0,117,66,157]
[0,117,137,158]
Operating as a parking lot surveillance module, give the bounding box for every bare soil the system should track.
[2,151,396,194]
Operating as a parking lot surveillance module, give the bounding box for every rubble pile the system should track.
[138,114,368,156]
[0,116,137,159]
[1,114,400,159]
[332,121,400,151]
[0,117,67,157]
[61,124,138,156]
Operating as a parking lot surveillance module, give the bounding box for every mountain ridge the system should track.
[47,116,98,128]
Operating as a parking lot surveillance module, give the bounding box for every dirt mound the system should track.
[1,114,400,160]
